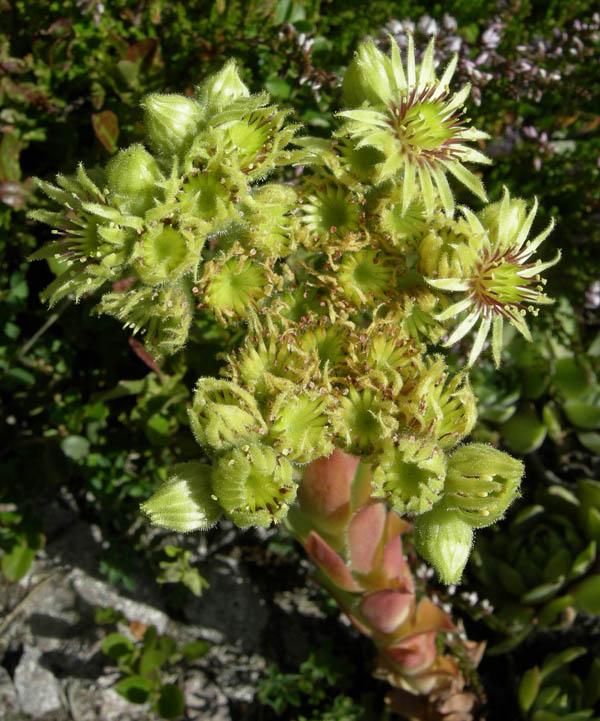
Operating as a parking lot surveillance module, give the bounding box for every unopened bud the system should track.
[197,60,250,113]
[142,93,204,156]
[414,504,474,585]
[444,444,523,527]
[106,144,162,216]
[342,42,394,107]
[141,461,221,531]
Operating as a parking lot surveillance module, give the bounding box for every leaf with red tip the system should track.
[305,531,360,592]
[384,631,438,675]
[348,503,386,573]
[406,598,455,638]
[92,110,119,154]
[299,449,359,522]
[360,590,414,635]
[382,535,413,592]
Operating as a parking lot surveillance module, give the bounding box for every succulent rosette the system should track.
[469,483,600,648]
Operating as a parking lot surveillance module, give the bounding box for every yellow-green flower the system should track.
[339,35,490,214]
[426,189,559,366]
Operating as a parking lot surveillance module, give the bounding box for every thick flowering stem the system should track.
[286,449,484,710]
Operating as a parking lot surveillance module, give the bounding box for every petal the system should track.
[444,309,480,346]
[468,316,491,366]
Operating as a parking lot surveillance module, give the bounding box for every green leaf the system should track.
[5,367,35,386]
[102,633,135,661]
[583,658,600,707]
[564,402,600,429]
[537,595,574,627]
[500,412,547,454]
[0,132,23,181]
[94,606,126,625]
[91,110,119,154]
[518,667,540,713]
[157,683,184,719]
[572,576,600,614]
[554,357,592,399]
[578,432,600,454]
[139,649,166,676]
[265,75,291,100]
[521,579,566,605]
[114,675,153,704]
[145,413,171,445]
[61,435,90,461]
[181,640,210,660]
[570,542,596,577]
[273,0,291,24]
[1,543,36,582]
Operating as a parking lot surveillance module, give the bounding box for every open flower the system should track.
[339,35,490,214]
[426,189,559,366]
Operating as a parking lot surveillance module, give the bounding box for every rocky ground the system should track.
[0,489,363,721]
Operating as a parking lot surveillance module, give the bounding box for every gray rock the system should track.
[13,644,63,716]
[0,666,19,721]
[70,569,170,634]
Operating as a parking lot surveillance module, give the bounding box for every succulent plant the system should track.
[518,647,600,721]
[469,482,600,649]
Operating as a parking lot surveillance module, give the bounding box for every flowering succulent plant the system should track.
[29,34,561,714]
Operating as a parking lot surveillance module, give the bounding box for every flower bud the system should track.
[141,461,221,531]
[211,444,296,527]
[414,504,474,585]
[105,144,162,216]
[444,443,523,527]
[197,59,250,113]
[189,378,267,453]
[142,93,204,156]
[342,42,394,107]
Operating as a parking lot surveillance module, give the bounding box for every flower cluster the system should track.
[31,35,556,583]
[29,62,306,356]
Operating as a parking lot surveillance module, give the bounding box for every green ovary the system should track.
[399,101,454,152]
[138,226,191,282]
[206,259,266,316]
[338,250,393,304]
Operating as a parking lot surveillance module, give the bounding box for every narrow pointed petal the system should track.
[418,39,435,90]
[513,198,538,250]
[426,277,471,292]
[418,165,436,214]
[443,161,487,201]
[406,33,416,87]
[438,54,458,89]
[432,166,455,216]
[518,221,556,261]
[401,160,416,213]
[389,36,406,90]
[434,296,473,320]
[444,309,480,346]
[468,316,491,366]
[492,317,503,368]
[445,83,471,112]
[517,249,561,278]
